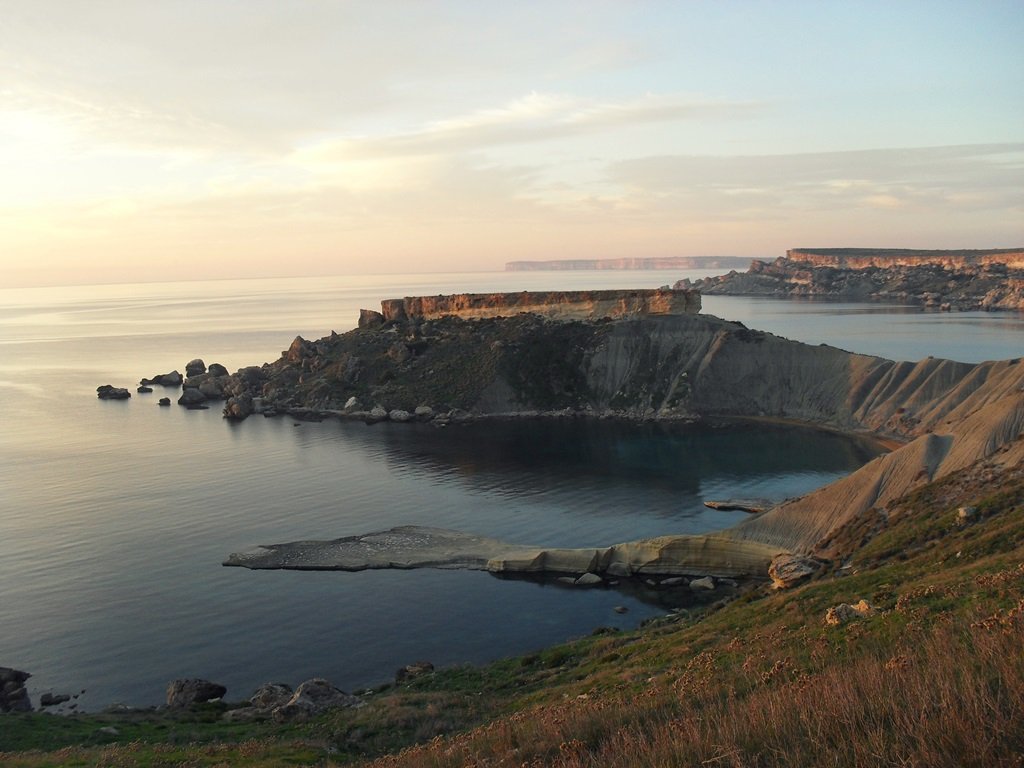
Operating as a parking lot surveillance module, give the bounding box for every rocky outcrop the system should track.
[768,554,822,589]
[96,384,131,400]
[271,678,361,722]
[0,667,32,712]
[786,248,1024,270]
[140,371,183,386]
[824,600,875,626]
[676,248,1024,310]
[224,525,784,580]
[505,257,751,271]
[379,289,700,323]
[166,678,226,708]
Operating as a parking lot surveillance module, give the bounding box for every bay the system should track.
[0,270,1020,710]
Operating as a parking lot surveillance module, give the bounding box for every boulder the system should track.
[158,397,171,407]
[389,409,413,423]
[40,692,71,707]
[166,678,227,709]
[141,371,183,386]
[177,388,207,406]
[285,337,313,364]
[395,661,434,684]
[343,396,360,411]
[825,599,875,626]
[768,554,821,589]
[0,666,32,712]
[198,379,224,399]
[271,678,360,722]
[137,385,153,394]
[368,405,388,422]
[358,309,385,329]
[689,575,716,590]
[96,384,131,400]
[185,359,206,377]
[575,572,604,586]
[249,682,293,710]
[957,506,978,525]
[414,405,434,421]
[223,394,253,420]
[207,362,228,377]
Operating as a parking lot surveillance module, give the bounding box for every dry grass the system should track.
[367,579,1024,768]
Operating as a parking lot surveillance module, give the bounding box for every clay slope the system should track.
[727,391,1024,552]
[585,317,1023,443]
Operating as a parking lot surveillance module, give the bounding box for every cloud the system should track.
[607,143,1024,217]
[296,92,761,161]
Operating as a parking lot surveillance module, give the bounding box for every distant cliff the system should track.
[505,256,752,271]
[676,248,1024,310]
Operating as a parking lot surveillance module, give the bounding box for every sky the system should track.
[1,1,1022,288]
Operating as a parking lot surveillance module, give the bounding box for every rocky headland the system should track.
[128,287,1022,585]
[675,247,1024,310]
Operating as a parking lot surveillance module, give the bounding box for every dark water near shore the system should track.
[1,271,1021,710]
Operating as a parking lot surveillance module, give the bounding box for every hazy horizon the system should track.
[2,1,1022,289]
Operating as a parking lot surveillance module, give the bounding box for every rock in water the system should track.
[166,678,227,708]
[185,359,207,377]
[689,576,716,590]
[207,362,228,377]
[0,666,32,712]
[96,384,131,400]
[177,388,207,406]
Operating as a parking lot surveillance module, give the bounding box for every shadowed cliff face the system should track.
[231,312,1024,443]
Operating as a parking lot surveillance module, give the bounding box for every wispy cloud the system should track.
[296,92,762,161]
[607,143,1024,216]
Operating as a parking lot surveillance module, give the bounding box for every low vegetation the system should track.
[3,448,1022,766]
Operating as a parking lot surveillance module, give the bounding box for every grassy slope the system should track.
[3,445,1022,767]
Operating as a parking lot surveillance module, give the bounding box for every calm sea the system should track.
[1,270,1021,710]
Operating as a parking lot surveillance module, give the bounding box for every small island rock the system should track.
[96,384,131,400]
[185,359,207,377]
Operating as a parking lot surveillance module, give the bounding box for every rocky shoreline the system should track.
[675,247,1024,310]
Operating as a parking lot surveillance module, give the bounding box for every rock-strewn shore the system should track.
[199,298,1024,582]
[675,248,1024,310]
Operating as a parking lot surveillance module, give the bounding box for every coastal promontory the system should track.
[676,247,1024,310]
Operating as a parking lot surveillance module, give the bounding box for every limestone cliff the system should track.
[375,288,700,323]
[675,248,1024,310]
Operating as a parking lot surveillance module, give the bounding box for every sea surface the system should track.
[1,270,1022,710]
